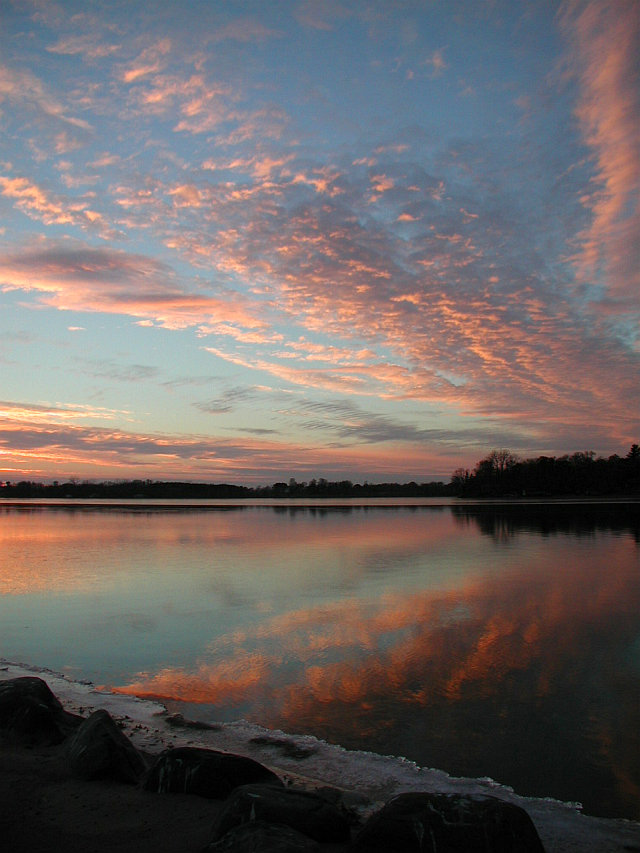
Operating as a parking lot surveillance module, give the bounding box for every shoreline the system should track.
[2,660,639,851]
[1,495,638,509]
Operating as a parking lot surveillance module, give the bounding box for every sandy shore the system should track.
[1,661,639,852]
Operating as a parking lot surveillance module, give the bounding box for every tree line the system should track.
[451,444,640,497]
[1,444,638,499]
[0,477,453,500]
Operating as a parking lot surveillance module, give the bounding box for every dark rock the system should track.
[165,712,222,731]
[67,709,146,783]
[0,676,82,745]
[249,734,318,760]
[202,820,320,852]
[353,792,545,852]
[143,746,283,799]
[210,783,352,844]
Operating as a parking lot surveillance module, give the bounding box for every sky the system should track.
[0,0,638,484]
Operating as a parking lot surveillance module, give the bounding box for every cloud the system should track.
[0,399,125,424]
[75,121,632,453]
[121,38,172,83]
[5,106,636,453]
[201,153,296,180]
[46,34,120,60]
[1,2,637,469]
[288,398,510,448]
[181,105,289,142]
[120,69,241,135]
[177,141,637,446]
[0,399,460,482]
[194,387,256,415]
[423,47,448,77]
[294,0,350,31]
[168,184,203,207]
[0,241,266,333]
[75,358,160,383]
[0,64,92,131]
[558,0,640,307]
[0,175,104,229]
[206,20,282,44]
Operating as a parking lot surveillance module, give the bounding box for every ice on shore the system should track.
[1,660,638,852]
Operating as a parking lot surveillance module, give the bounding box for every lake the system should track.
[0,499,638,820]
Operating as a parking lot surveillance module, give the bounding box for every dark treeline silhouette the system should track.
[1,444,638,500]
[451,444,640,497]
[0,477,453,500]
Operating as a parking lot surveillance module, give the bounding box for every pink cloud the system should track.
[558,0,640,305]
[121,38,172,83]
[46,34,120,60]
[88,130,633,450]
[0,405,453,483]
[168,184,203,207]
[0,64,90,130]
[0,175,95,226]
[190,188,637,445]
[0,242,266,333]
[294,0,350,31]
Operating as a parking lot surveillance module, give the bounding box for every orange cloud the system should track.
[0,401,124,425]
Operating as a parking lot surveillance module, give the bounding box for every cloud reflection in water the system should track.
[114,506,640,819]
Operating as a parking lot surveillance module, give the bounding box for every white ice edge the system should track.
[2,660,638,852]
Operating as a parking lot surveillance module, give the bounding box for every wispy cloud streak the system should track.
[558,0,640,306]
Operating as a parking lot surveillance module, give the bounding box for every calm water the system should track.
[0,500,638,819]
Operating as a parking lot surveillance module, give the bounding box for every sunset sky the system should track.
[1,0,638,484]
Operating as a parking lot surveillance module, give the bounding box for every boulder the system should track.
[209,783,352,844]
[67,709,146,783]
[203,820,320,852]
[0,676,82,745]
[353,792,545,852]
[143,746,283,799]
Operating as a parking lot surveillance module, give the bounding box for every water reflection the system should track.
[451,502,640,541]
[111,508,639,820]
[1,502,638,819]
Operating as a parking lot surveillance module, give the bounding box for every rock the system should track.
[143,746,283,799]
[165,712,222,731]
[209,783,352,844]
[0,676,82,745]
[313,784,369,821]
[67,709,146,783]
[249,734,318,759]
[353,792,546,852]
[203,820,321,852]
